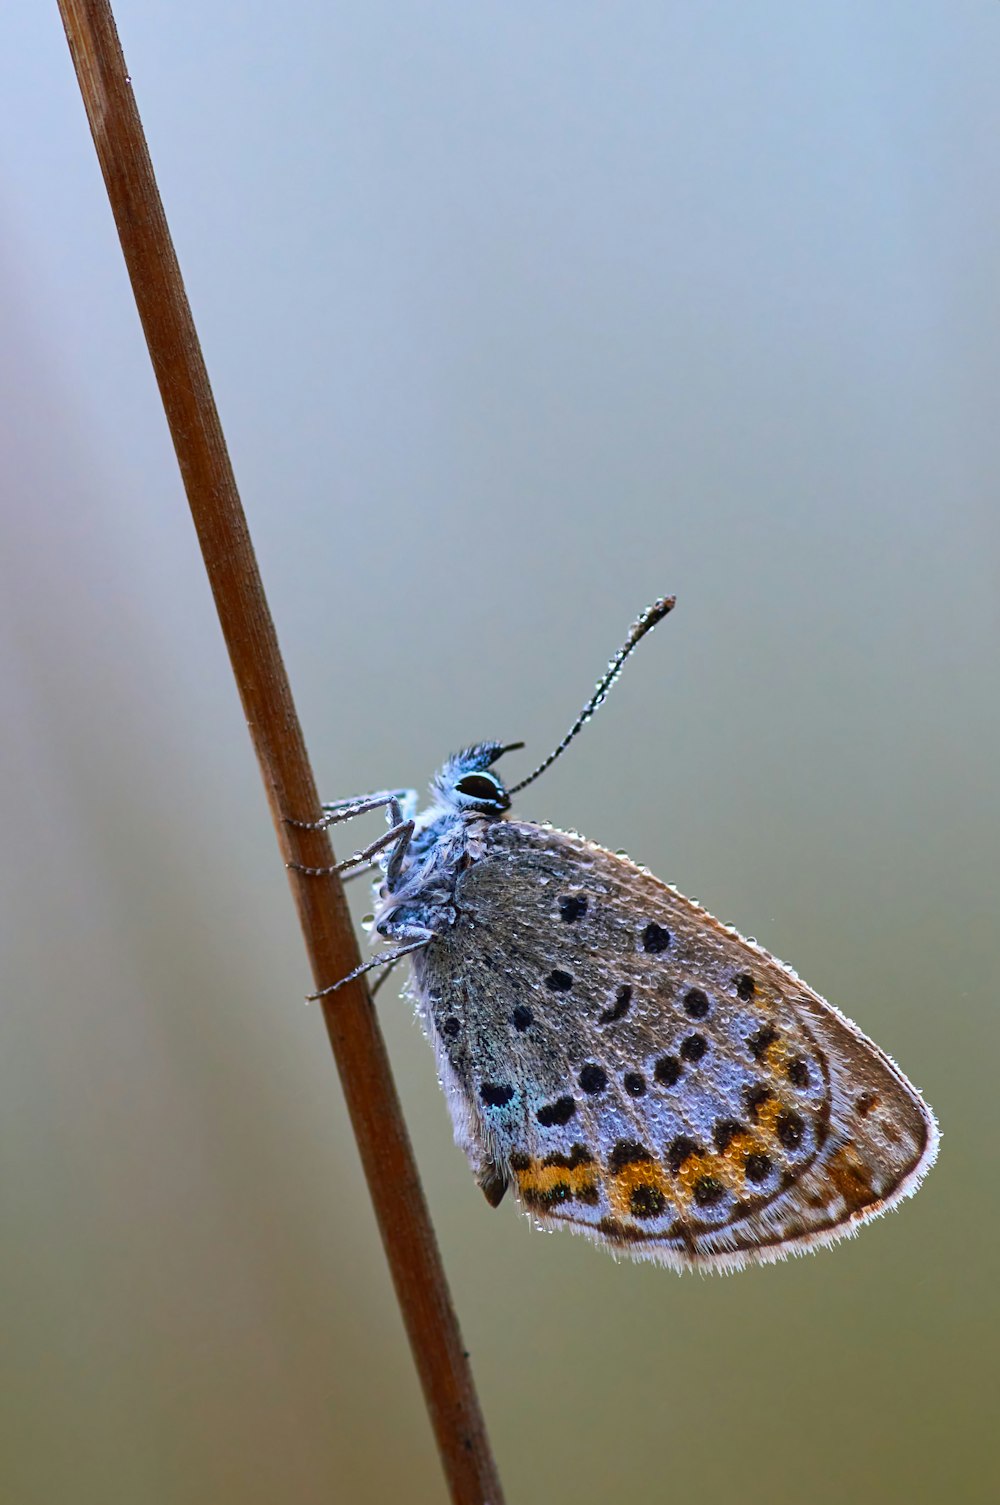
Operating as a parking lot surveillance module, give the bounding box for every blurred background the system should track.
[2,4,997,1502]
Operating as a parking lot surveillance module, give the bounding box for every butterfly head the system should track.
[431,741,524,815]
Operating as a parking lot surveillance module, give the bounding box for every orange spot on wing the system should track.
[716,1130,757,1180]
[674,1152,711,1200]
[514,1158,599,1208]
[761,1037,788,1071]
[753,1093,785,1145]
[607,1160,673,1217]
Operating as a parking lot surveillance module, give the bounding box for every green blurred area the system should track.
[2,5,998,1502]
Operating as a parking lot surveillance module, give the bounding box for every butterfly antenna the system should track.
[508,595,676,795]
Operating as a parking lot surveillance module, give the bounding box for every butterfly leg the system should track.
[340,862,382,885]
[327,801,417,884]
[289,795,415,880]
[286,790,416,831]
[308,932,433,1000]
[368,952,405,999]
[337,816,416,881]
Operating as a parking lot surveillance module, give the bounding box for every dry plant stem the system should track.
[56,4,504,1501]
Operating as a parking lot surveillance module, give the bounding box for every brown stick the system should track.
[55,4,504,1500]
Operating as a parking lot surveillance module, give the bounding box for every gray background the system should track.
[2,4,997,1502]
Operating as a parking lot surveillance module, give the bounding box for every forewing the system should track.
[410,820,937,1271]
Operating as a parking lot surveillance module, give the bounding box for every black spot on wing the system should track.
[713,1119,747,1152]
[641,921,671,954]
[776,1109,806,1151]
[744,1152,773,1184]
[609,1140,654,1172]
[667,1136,701,1173]
[630,1184,666,1219]
[536,1096,576,1128]
[654,1055,681,1087]
[748,1024,778,1060]
[578,1064,608,1094]
[599,985,632,1024]
[744,1083,773,1120]
[558,894,588,922]
[682,988,710,1019]
[693,1176,726,1208]
[480,1082,514,1108]
[680,1033,708,1063]
[542,1145,593,1170]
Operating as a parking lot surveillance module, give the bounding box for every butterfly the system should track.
[299,598,938,1271]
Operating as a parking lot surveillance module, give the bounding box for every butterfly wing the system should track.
[409,820,938,1271]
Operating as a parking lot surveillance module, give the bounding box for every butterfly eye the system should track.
[454,773,503,803]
